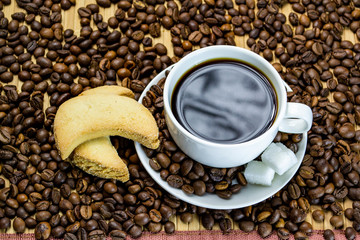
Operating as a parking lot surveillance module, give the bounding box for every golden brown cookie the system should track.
[54,94,159,159]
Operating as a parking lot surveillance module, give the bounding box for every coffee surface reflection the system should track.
[172,60,278,144]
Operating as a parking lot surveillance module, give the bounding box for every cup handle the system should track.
[279,102,313,134]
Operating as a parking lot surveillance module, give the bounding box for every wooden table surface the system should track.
[1,0,360,235]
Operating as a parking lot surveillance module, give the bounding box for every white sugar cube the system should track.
[275,143,298,163]
[261,142,297,175]
[244,161,275,186]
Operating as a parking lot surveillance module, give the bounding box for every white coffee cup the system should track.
[163,46,313,168]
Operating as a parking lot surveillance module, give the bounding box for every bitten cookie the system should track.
[73,137,129,181]
[54,94,160,159]
[70,86,134,182]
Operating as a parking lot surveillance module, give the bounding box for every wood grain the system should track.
[1,0,359,235]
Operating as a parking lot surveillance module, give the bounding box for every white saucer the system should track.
[134,66,307,210]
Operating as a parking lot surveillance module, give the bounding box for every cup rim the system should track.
[163,45,287,148]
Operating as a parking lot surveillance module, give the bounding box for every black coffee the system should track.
[171,59,277,144]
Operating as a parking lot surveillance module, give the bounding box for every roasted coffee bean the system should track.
[128,225,142,238]
[330,202,343,215]
[24,218,36,230]
[312,209,324,222]
[89,230,106,240]
[52,226,66,238]
[159,205,173,221]
[290,208,306,224]
[288,183,301,199]
[299,221,312,235]
[239,220,255,232]
[258,222,272,238]
[219,218,231,234]
[35,222,51,240]
[181,184,194,194]
[308,187,325,199]
[148,222,162,233]
[0,149,13,160]
[149,209,162,223]
[193,180,206,196]
[323,229,335,240]
[0,128,11,144]
[80,205,92,220]
[35,211,52,222]
[64,233,77,240]
[201,213,214,230]
[345,208,354,221]
[349,188,360,200]
[216,190,232,199]
[345,227,356,240]
[110,230,127,240]
[180,212,193,223]
[6,198,19,209]
[257,211,271,223]
[166,175,183,188]
[134,213,150,226]
[0,217,11,230]
[329,215,344,229]
[164,221,175,234]
[294,231,307,240]
[13,217,26,233]
[156,153,171,168]
[103,182,117,194]
[277,227,290,239]
[354,208,360,223]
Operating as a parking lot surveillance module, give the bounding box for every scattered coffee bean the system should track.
[312,210,325,222]
[13,217,26,233]
[323,229,335,240]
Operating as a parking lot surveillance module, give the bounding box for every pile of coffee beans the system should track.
[1,0,360,239]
